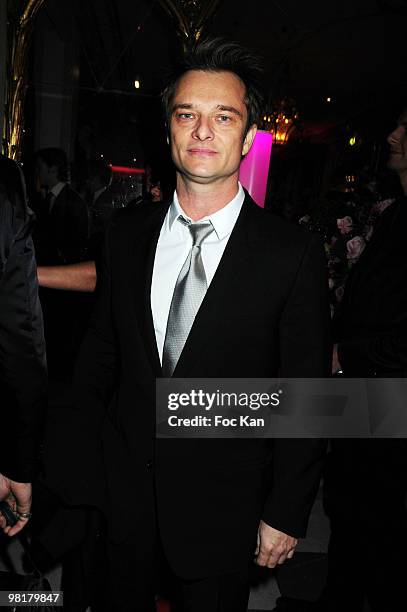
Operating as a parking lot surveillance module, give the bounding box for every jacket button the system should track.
[147,460,153,469]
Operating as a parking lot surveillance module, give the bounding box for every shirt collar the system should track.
[168,182,245,240]
[49,182,66,198]
[93,186,106,202]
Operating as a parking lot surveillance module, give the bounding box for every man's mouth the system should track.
[187,148,218,156]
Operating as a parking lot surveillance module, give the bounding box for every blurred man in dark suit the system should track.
[33,148,88,266]
[322,109,407,612]
[0,156,47,537]
[33,148,88,380]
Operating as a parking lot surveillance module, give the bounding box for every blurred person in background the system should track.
[33,148,88,381]
[35,163,163,294]
[86,159,115,241]
[33,147,88,266]
[320,109,407,612]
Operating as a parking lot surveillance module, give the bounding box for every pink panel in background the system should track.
[238,130,273,207]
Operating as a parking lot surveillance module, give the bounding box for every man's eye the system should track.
[217,115,232,123]
[177,113,194,120]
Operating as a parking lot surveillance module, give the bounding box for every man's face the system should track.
[169,70,256,186]
[36,158,58,188]
[387,110,407,174]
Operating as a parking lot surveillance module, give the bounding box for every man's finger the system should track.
[0,506,30,537]
[15,501,31,517]
[274,547,296,565]
[7,517,30,537]
[254,546,270,566]
[277,553,288,565]
[0,496,31,536]
[263,545,295,568]
[265,551,281,568]
[254,530,260,556]
[256,544,280,567]
[11,482,32,515]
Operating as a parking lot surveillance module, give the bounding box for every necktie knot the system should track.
[178,215,214,247]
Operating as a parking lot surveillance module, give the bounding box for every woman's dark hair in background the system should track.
[161,37,264,136]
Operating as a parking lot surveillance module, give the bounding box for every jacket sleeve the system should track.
[73,224,118,418]
[0,202,47,483]
[0,194,14,275]
[262,235,331,537]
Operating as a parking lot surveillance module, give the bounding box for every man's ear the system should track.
[242,124,257,156]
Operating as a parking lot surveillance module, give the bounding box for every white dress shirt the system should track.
[48,181,66,212]
[151,183,245,362]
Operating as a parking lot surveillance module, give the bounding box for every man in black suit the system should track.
[0,156,47,537]
[44,39,330,611]
[322,110,407,612]
[32,148,89,379]
[33,147,88,266]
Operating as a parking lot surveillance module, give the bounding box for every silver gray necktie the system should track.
[162,216,214,376]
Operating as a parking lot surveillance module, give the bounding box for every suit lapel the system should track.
[173,196,255,377]
[132,202,170,376]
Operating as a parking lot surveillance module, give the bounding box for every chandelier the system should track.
[158,0,221,50]
[2,0,45,159]
[260,98,299,146]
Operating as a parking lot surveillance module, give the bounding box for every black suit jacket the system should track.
[0,189,47,482]
[336,197,407,375]
[43,193,330,577]
[33,184,88,265]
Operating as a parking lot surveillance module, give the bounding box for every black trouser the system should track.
[105,529,250,612]
[322,439,407,612]
[170,571,250,612]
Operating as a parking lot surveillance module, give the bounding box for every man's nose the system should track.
[192,117,213,141]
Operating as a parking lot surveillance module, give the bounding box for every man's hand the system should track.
[255,520,297,568]
[332,343,342,374]
[0,473,32,536]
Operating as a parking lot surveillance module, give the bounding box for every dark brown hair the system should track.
[36,147,68,182]
[162,38,264,136]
